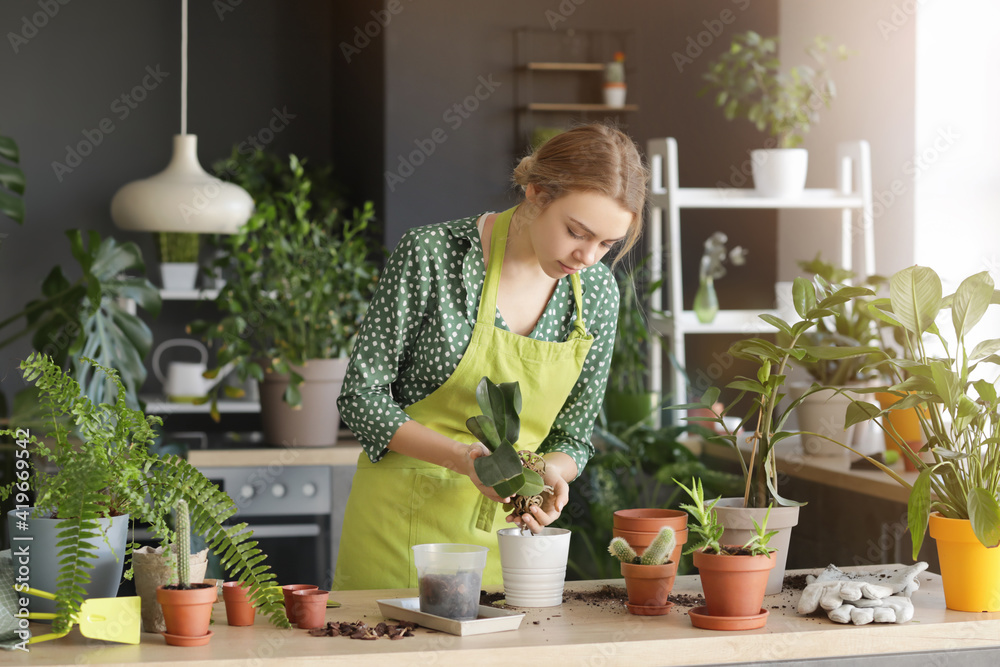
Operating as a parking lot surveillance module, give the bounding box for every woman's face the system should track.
[523,188,634,280]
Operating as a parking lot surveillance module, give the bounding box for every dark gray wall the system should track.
[2,0,780,405]
[0,0,336,399]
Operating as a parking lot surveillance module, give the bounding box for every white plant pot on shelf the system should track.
[160,262,198,290]
[750,148,808,197]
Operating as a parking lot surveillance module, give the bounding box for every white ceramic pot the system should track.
[603,83,626,108]
[791,385,859,459]
[497,527,570,607]
[750,148,808,198]
[160,262,198,290]
[713,500,799,596]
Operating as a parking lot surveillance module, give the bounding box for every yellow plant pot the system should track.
[875,392,926,468]
[928,512,1000,612]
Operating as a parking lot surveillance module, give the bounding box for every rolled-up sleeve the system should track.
[337,230,432,462]
[536,263,620,477]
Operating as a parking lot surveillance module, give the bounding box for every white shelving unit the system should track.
[646,137,874,408]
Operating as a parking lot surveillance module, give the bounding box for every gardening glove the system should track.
[827,595,915,625]
[797,562,927,624]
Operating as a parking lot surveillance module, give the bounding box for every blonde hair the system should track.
[512,123,649,265]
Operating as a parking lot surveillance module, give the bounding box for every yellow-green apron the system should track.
[332,206,594,591]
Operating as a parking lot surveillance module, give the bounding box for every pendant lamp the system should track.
[111,0,253,234]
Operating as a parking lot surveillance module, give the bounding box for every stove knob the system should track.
[302,482,317,498]
[272,483,286,498]
[239,484,254,500]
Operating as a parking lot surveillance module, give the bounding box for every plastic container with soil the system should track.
[412,543,489,621]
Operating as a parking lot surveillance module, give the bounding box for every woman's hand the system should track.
[506,454,573,534]
[465,443,510,504]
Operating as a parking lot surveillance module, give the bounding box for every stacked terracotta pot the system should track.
[612,509,688,615]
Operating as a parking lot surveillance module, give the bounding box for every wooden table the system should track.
[8,568,999,666]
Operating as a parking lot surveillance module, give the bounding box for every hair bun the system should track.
[513,154,535,187]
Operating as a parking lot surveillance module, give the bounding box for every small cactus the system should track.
[608,527,676,566]
[608,537,638,564]
[640,527,676,566]
[175,500,191,588]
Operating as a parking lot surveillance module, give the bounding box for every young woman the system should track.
[332,123,649,591]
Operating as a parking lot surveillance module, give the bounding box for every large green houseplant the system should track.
[672,276,878,593]
[0,353,289,634]
[0,129,160,413]
[190,150,379,445]
[701,30,850,197]
[843,267,1000,549]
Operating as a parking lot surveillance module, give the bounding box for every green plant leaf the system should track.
[517,467,546,497]
[845,400,880,427]
[472,441,525,488]
[759,314,793,337]
[908,468,932,560]
[967,488,1000,548]
[951,271,993,340]
[475,377,507,442]
[498,381,521,443]
[792,276,817,319]
[466,415,501,452]
[970,338,1000,360]
[890,266,941,334]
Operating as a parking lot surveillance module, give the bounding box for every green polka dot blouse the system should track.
[337,214,620,475]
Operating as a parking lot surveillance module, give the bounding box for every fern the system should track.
[0,352,291,631]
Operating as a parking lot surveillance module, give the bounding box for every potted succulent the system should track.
[701,31,851,197]
[156,232,201,290]
[676,478,777,631]
[790,255,885,457]
[156,500,217,646]
[838,266,1000,612]
[607,526,677,615]
[1,353,290,635]
[671,275,879,593]
[693,231,748,324]
[190,150,380,446]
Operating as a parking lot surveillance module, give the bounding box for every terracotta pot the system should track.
[693,549,775,618]
[612,509,688,565]
[132,546,209,633]
[156,584,217,643]
[222,581,256,626]
[621,561,677,612]
[713,500,798,595]
[293,589,330,629]
[281,584,318,624]
[259,357,348,447]
[929,512,1000,612]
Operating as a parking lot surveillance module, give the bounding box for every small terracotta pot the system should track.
[156,584,217,643]
[293,589,329,629]
[621,561,677,611]
[693,549,775,618]
[281,584,318,624]
[222,581,256,626]
[612,510,688,566]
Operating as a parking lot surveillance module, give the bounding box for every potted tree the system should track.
[838,266,1000,612]
[156,232,200,290]
[607,526,677,615]
[1,353,290,635]
[156,500,217,646]
[701,31,851,197]
[190,150,380,446]
[676,478,777,631]
[671,275,879,593]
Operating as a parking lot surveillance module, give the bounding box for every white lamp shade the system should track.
[111,134,254,234]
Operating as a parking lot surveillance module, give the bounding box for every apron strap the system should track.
[480,206,589,336]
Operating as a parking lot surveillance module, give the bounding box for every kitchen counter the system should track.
[185,435,363,468]
[8,567,999,666]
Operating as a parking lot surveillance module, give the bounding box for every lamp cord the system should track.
[181,0,188,136]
